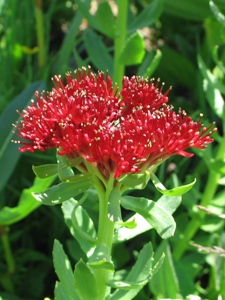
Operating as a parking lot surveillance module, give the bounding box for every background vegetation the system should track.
[0,0,225,299]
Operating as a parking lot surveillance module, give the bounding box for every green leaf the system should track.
[114,194,181,242]
[150,173,196,196]
[96,1,115,38]
[62,199,96,257]
[76,0,101,33]
[209,1,225,25]
[108,186,122,222]
[149,240,180,299]
[121,196,176,239]
[128,0,163,32]
[53,240,80,300]
[32,164,58,178]
[119,32,145,66]
[83,28,113,75]
[57,154,75,182]
[54,11,83,74]
[198,55,225,118]
[207,158,225,174]
[137,49,162,78]
[157,46,196,89]
[55,282,76,300]
[157,194,182,215]
[88,244,114,271]
[0,176,56,225]
[114,213,152,243]
[0,81,46,192]
[32,176,92,205]
[108,243,162,300]
[163,0,212,21]
[74,260,99,300]
[118,171,150,190]
[72,205,97,243]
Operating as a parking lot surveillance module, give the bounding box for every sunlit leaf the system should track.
[108,243,162,300]
[88,244,114,271]
[72,205,97,243]
[53,240,80,300]
[108,187,122,222]
[32,164,58,178]
[74,260,99,300]
[151,173,196,196]
[119,32,145,66]
[118,171,150,190]
[0,176,56,225]
[62,199,96,258]
[32,176,92,205]
[121,196,176,239]
[149,240,180,298]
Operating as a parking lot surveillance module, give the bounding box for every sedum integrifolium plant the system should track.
[13,67,216,300]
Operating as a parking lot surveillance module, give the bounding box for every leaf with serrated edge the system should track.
[108,243,154,300]
[74,260,99,300]
[53,240,80,300]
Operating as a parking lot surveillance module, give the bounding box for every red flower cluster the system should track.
[14,67,216,179]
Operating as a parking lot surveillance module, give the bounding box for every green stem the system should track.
[0,225,15,292]
[94,175,115,299]
[173,138,225,260]
[35,0,46,76]
[113,0,129,86]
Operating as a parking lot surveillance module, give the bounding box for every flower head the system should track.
[14,67,216,179]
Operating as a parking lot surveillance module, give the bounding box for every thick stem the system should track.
[113,0,128,86]
[173,138,225,260]
[94,176,115,299]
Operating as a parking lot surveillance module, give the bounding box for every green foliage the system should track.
[0,0,224,299]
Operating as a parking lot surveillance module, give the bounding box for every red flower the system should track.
[14,67,216,179]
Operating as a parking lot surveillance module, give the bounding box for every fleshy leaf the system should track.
[198,55,225,118]
[114,195,181,242]
[88,244,114,271]
[114,214,152,243]
[108,243,162,300]
[121,196,176,239]
[32,176,92,205]
[119,32,145,66]
[149,240,180,298]
[62,199,96,258]
[150,173,196,196]
[118,171,150,190]
[0,176,56,226]
[53,240,80,300]
[55,282,74,300]
[32,164,58,178]
[57,154,75,182]
[108,187,122,222]
[74,260,99,300]
[71,205,97,244]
